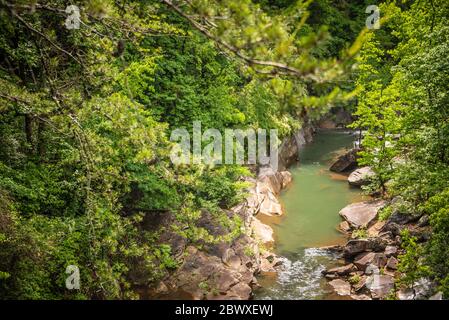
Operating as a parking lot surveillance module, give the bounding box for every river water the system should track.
[254,130,367,300]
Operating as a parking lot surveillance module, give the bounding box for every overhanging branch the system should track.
[161,0,306,77]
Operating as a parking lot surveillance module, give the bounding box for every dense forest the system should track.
[0,0,448,300]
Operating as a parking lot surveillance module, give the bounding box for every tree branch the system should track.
[6,8,82,65]
[160,0,306,77]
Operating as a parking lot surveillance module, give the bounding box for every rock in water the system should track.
[258,190,283,216]
[339,200,386,228]
[279,171,293,188]
[251,217,274,244]
[339,221,352,233]
[329,148,358,172]
[348,166,375,186]
[323,264,357,276]
[343,239,370,257]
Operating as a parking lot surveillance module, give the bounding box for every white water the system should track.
[256,248,340,300]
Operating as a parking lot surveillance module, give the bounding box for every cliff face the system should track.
[278,123,315,171]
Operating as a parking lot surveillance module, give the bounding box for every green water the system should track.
[255,130,366,300]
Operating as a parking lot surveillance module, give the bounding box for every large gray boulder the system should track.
[258,190,283,216]
[330,148,359,172]
[323,263,357,276]
[384,245,398,257]
[367,274,394,299]
[343,237,388,258]
[343,239,370,257]
[348,166,375,186]
[339,200,386,228]
[279,171,293,188]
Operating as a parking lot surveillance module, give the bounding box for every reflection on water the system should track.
[254,130,367,300]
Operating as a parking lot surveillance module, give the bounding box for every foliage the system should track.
[351,0,449,296]
[397,230,431,290]
[351,228,368,239]
[0,0,374,299]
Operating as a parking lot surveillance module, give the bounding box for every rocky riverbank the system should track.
[324,149,441,300]
[146,124,315,299]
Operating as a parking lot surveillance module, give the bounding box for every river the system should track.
[254,130,367,300]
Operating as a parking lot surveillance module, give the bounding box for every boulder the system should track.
[367,220,386,237]
[354,252,387,271]
[343,237,388,258]
[343,239,369,257]
[330,148,359,173]
[413,278,435,299]
[216,272,240,293]
[354,252,376,270]
[380,222,404,237]
[319,244,344,256]
[226,254,242,270]
[339,221,352,233]
[396,279,436,300]
[278,130,300,170]
[258,167,283,194]
[348,166,375,186]
[339,200,386,229]
[366,237,389,252]
[323,264,357,276]
[378,231,395,241]
[244,190,262,216]
[279,171,293,189]
[367,275,394,299]
[258,191,283,216]
[328,279,351,296]
[227,283,252,299]
[251,218,274,244]
[384,245,398,257]
[260,257,277,273]
[388,212,421,225]
[386,256,398,270]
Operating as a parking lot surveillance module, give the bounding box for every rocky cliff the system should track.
[146,124,315,299]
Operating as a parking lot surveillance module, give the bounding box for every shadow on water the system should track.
[254,130,368,300]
